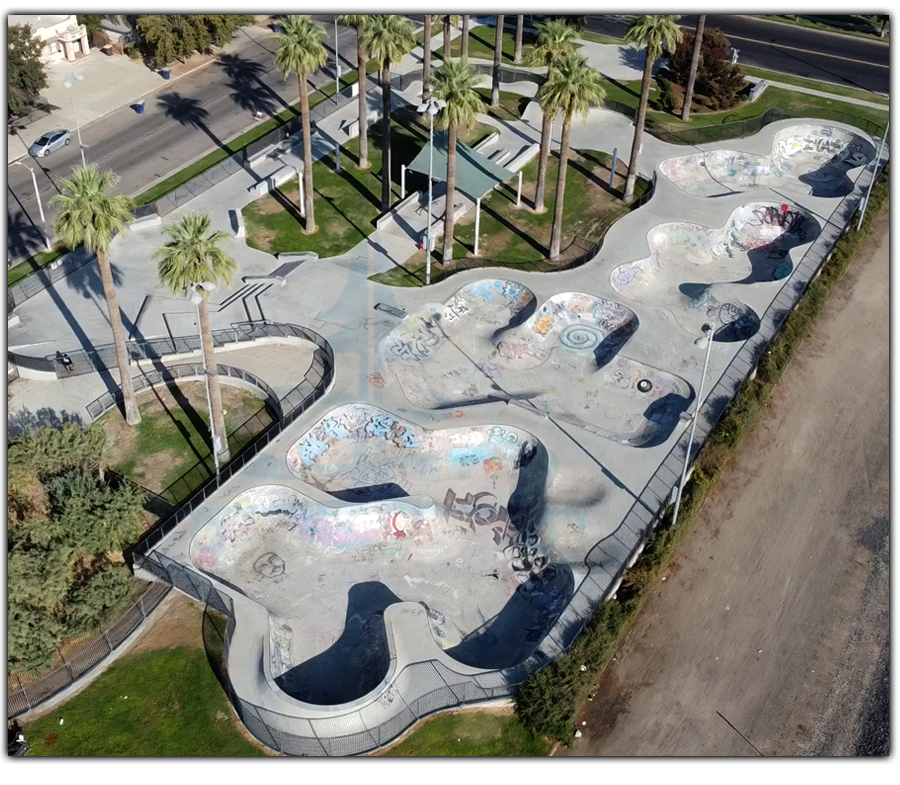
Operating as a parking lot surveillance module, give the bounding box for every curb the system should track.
[737,14,890,45]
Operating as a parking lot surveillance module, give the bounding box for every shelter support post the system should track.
[474,197,482,257]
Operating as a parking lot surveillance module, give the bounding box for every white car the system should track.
[29,129,72,158]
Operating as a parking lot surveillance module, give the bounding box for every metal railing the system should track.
[7,581,171,718]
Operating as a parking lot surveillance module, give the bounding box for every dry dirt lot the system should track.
[558,208,890,757]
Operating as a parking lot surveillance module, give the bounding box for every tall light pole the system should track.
[190,281,221,478]
[671,323,715,530]
[10,161,52,251]
[417,97,445,285]
[62,73,86,165]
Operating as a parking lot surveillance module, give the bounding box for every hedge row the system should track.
[516,162,890,744]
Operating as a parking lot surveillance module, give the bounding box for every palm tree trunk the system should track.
[491,15,504,106]
[534,109,553,212]
[442,122,458,264]
[624,44,655,204]
[461,15,469,62]
[381,60,392,211]
[549,117,571,260]
[681,15,705,122]
[514,15,524,64]
[98,249,140,426]
[443,16,451,57]
[198,297,230,465]
[299,73,316,230]
[357,35,369,168]
[422,15,432,100]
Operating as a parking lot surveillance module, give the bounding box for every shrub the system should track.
[124,42,141,59]
[669,27,745,111]
[656,75,678,113]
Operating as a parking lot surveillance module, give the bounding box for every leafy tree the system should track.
[7,424,145,672]
[274,15,327,232]
[135,15,180,68]
[432,60,482,263]
[622,15,683,203]
[491,15,505,106]
[337,15,372,169]
[51,166,140,426]
[529,21,577,212]
[8,24,48,118]
[362,15,417,211]
[135,14,253,68]
[77,14,106,47]
[155,213,238,466]
[547,15,587,33]
[669,26,745,113]
[539,51,606,259]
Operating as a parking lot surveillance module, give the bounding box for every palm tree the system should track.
[622,15,683,203]
[337,15,371,169]
[681,15,706,121]
[528,20,577,212]
[274,15,327,232]
[422,14,432,99]
[460,15,470,61]
[491,15,505,106]
[362,15,416,211]
[432,60,482,264]
[155,214,238,466]
[51,165,140,426]
[514,15,524,63]
[540,52,606,260]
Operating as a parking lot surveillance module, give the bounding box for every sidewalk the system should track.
[743,75,891,111]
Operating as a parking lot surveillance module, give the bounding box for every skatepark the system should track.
[6,24,888,755]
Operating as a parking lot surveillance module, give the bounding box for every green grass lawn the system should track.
[23,647,265,756]
[577,30,626,45]
[7,245,68,287]
[382,711,549,756]
[100,382,272,503]
[242,107,493,259]
[436,25,536,64]
[475,88,532,123]
[740,65,890,105]
[371,147,647,287]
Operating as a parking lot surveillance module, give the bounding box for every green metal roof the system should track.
[406,130,514,200]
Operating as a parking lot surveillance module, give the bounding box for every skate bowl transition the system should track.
[610,202,821,337]
[659,124,876,198]
[190,405,588,706]
[381,279,692,447]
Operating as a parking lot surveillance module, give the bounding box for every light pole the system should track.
[671,323,715,530]
[62,73,86,165]
[416,97,445,285]
[190,281,221,478]
[10,161,52,251]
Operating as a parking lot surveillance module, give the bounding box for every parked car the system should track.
[28,129,72,158]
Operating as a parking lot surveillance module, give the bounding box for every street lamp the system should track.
[62,73,86,165]
[416,97,445,286]
[10,161,52,251]
[190,281,221,478]
[671,323,715,530]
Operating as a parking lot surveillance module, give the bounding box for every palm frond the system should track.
[623,14,683,62]
[274,15,327,80]
[432,60,482,133]
[361,14,416,67]
[155,213,238,298]
[538,51,606,125]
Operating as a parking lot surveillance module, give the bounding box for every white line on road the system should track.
[720,33,890,68]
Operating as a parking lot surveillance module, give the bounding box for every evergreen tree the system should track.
[8,24,48,117]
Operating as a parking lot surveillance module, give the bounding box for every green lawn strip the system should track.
[382,711,549,756]
[370,148,644,288]
[7,245,68,287]
[23,647,265,756]
[740,65,890,106]
[475,88,531,122]
[577,31,625,45]
[516,163,890,745]
[758,14,889,42]
[436,26,536,64]
[101,383,271,503]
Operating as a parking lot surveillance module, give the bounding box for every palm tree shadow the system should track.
[157,93,230,154]
[6,193,47,261]
[218,52,292,118]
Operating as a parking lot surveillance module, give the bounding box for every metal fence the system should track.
[7,581,171,719]
[7,246,97,310]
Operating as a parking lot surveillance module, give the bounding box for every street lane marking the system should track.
[722,34,890,68]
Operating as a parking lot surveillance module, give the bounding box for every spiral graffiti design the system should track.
[559,324,604,351]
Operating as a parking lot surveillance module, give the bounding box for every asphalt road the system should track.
[7,20,359,262]
[557,208,890,756]
[584,14,889,94]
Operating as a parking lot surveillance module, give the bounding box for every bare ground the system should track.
[557,207,890,757]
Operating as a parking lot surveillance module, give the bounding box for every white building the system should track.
[8,15,90,63]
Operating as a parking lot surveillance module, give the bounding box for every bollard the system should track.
[610,147,618,187]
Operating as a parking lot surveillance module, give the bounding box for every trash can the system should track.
[272,22,281,33]
[136,101,145,115]
[160,68,171,80]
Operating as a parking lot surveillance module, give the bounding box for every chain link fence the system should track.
[7,581,171,719]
